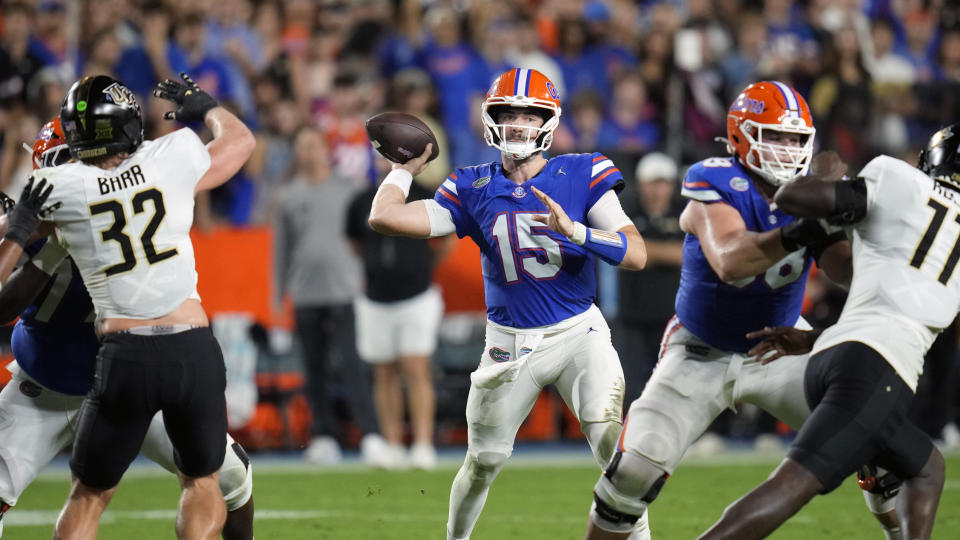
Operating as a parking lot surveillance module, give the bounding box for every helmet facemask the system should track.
[482,100,560,160]
[736,118,815,186]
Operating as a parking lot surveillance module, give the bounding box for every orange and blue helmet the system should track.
[481,68,562,160]
[31,117,71,170]
[726,81,815,186]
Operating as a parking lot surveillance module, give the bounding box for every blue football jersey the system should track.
[12,244,98,396]
[674,157,812,353]
[434,153,624,328]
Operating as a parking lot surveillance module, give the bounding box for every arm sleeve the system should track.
[586,190,633,231]
[424,199,456,236]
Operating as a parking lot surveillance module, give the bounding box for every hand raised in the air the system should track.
[745,326,817,365]
[5,176,55,247]
[153,72,219,123]
[392,143,433,177]
[809,150,848,181]
[530,186,575,237]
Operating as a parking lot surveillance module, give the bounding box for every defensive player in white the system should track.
[697,125,956,540]
[29,73,254,540]
[368,68,649,540]
[583,81,904,540]
[0,118,254,539]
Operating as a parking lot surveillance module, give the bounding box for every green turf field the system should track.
[8,451,959,539]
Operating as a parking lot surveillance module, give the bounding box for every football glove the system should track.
[780,218,828,253]
[5,176,54,248]
[153,72,219,123]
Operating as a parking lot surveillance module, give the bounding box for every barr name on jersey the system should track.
[97,164,146,195]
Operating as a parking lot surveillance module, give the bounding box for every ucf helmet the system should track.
[481,68,561,160]
[726,81,816,186]
[919,124,960,190]
[60,75,143,162]
[31,117,71,169]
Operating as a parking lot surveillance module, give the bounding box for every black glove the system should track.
[780,218,828,253]
[0,191,14,214]
[5,177,53,248]
[153,72,219,123]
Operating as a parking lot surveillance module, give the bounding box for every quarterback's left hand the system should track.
[531,186,574,238]
[745,326,818,364]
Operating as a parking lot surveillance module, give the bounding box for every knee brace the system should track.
[858,464,902,514]
[591,452,668,532]
[219,442,253,511]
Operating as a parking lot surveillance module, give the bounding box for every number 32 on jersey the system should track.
[90,187,177,276]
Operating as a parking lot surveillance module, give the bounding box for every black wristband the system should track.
[827,177,867,226]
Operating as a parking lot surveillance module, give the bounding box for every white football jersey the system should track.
[40,128,211,319]
[812,155,960,391]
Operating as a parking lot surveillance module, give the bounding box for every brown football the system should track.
[365,111,440,164]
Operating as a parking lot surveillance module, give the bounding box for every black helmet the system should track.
[60,75,143,162]
[919,124,960,190]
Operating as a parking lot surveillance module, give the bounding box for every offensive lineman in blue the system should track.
[369,68,649,540]
[0,120,254,539]
[583,82,905,540]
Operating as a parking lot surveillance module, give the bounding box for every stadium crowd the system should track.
[0,0,959,460]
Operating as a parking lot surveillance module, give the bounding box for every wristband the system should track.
[580,226,628,266]
[381,169,413,198]
[570,222,587,245]
[32,238,69,275]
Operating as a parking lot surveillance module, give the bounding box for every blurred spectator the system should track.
[551,89,605,154]
[722,11,771,101]
[1,2,49,106]
[868,16,915,157]
[597,69,660,153]
[613,152,684,405]
[204,0,260,126]
[115,2,187,100]
[173,12,235,105]
[32,0,68,64]
[273,126,385,466]
[901,9,939,83]
[504,13,565,99]
[553,17,609,105]
[420,5,494,166]
[315,70,379,187]
[762,0,820,90]
[346,177,451,470]
[246,96,303,224]
[809,22,873,169]
[385,68,450,189]
[80,28,121,79]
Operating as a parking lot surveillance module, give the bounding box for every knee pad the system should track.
[469,451,508,476]
[624,403,684,468]
[219,442,253,511]
[858,465,901,514]
[593,451,668,528]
